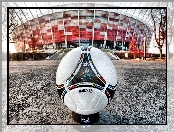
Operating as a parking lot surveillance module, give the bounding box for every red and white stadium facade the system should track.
[12,4,152,52]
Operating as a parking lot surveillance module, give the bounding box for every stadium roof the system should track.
[1,2,171,43]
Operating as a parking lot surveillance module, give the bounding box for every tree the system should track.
[167,2,174,59]
[129,36,137,59]
[9,10,18,34]
[150,9,167,59]
[29,34,37,51]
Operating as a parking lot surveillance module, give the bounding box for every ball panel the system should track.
[90,47,117,86]
[63,90,78,112]
[56,47,81,85]
[64,88,108,115]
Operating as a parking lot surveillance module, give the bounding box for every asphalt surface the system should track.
[8,60,166,125]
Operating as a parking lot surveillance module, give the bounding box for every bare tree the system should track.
[167,2,174,59]
[9,9,19,34]
[150,9,167,59]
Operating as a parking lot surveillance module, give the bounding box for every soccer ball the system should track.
[56,46,117,124]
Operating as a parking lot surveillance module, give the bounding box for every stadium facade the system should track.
[12,4,152,52]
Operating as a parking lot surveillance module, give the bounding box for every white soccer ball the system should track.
[56,46,117,115]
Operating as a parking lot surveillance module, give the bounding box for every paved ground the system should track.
[7,60,166,125]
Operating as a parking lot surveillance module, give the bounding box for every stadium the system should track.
[11,5,152,53]
[2,2,171,127]
[3,2,172,59]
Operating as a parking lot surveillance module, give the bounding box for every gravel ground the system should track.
[8,60,166,125]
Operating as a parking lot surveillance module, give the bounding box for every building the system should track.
[10,3,153,52]
[2,2,170,58]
